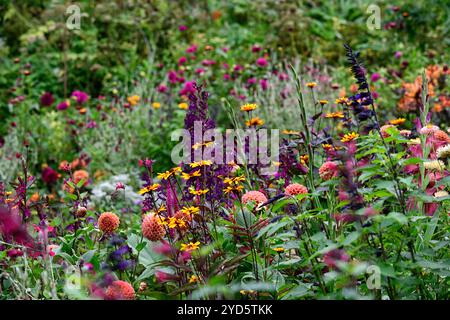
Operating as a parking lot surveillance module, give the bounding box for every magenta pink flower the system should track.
[168,70,178,84]
[57,100,70,111]
[71,90,89,104]
[178,25,187,31]
[370,73,381,82]
[278,72,289,81]
[202,59,216,66]
[252,45,262,53]
[256,57,268,67]
[42,166,59,185]
[115,182,125,190]
[40,92,54,106]
[195,68,205,75]
[179,81,196,96]
[247,77,257,85]
[0,207,33,246]
[260,79,268,91]
[157,84,167,93]
[233,65,244,72]
[7,248,24,258]
[178,56,187,65]
[186,45,197,54]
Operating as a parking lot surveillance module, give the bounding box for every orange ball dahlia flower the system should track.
[142,213,166,241]
[105,280,135,300]
[98,212,120,234]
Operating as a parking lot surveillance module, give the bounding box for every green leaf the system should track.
[76,179,86,189]
[416,259,450,270]
[402,157,422,165]
[128,233,163,267]
[341,231,360,246]
[256,217,292,239]
[424,209,440,246]
[387,212,408,225]
[81,249,96,262]
[65,193,78,201]
[235,208,256,228]
[281,283,312,300]
[136,241,147,252]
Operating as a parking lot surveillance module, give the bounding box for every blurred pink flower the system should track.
[168,70,178,84]
[186,44,197,54]
[202,59,216,66]
[115,182,125,190]
[42,166,59,185]
[252,45,262,53]
[155,270,178,283]
[57,100,70,111]
[323,249,350,269]
[157,84,167,93]
[256,57,268,67]
[179,81,196,96]
[40,92,54,106]
[71,90,89,104]
[370,73,381,82]
[247,77,257,85]
[195,68,205,75]
[260,79,268,91]
[178,56,187,65]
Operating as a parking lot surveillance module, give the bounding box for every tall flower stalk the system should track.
[344,44,407,214]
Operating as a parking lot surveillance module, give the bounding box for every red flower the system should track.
[42,166,59,185]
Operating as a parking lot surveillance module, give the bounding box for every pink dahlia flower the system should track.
[319,161,340,180]
[284,183,308,196]
[242,191,268,205]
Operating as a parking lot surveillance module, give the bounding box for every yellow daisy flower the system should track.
[325,111,344,119]
[189,160,213,168]
[180,241,201,252]
[341,132,359,143]
[127,95,140,106]
[240,103,258,112]
[178,102,188,110]
[389,118,406,125]
[138,183,160,195]
[246,117,264,127]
